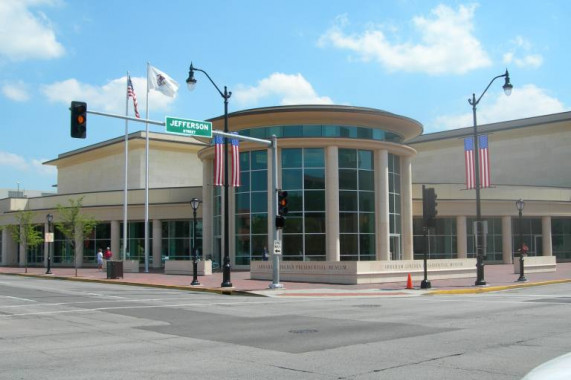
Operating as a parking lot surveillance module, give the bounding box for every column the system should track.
[152,219,162,268]
[202,159,213,262]
[325,146,340,261]
[502,216,513,264]
[542,216,553,256]
[111,220,120,260]
[375,150,390,261]
[456,216,467,259]
[2,228,18,265]
[401,157,414,260]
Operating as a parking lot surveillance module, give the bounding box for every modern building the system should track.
[1,106,570,271]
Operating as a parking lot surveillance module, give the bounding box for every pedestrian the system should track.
[104,247,112,261]
[263,246,269,261]
[97,248,103,270]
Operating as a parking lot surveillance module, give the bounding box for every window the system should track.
[282,148,326,261]
[467,217,503,262]
[235,150,268,265]
[413,218,457,259]
[339,149,375,261]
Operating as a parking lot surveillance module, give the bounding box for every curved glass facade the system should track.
[239,125,403,143]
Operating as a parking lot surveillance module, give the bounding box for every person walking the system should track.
[97,248,104,270]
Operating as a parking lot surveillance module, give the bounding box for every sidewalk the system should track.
[1,262,570,297]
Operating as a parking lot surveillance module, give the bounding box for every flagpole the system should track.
[123,72,130,262]
[144,62,150,273]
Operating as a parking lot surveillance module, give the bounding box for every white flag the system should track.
[147,65,179,97]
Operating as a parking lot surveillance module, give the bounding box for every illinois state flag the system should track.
[148,65,179,97]
[464,135,491,189]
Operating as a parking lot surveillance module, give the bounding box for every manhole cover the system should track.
[289,329,319,334]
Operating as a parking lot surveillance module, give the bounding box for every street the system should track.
[0,275,570,379]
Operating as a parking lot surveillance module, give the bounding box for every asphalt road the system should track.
[1,275,570,379]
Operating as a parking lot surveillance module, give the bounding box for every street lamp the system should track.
[516,198,527,282]
[187,62,233,288]
[468,69,513,286]
[190,197,202,286]
[46,214,53,274]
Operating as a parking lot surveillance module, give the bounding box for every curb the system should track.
[1,272,263,297]
[427,279,571,295]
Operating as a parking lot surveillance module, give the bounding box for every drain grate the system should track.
[289,329,319,334]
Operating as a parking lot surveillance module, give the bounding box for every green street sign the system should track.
[165,116,212,138]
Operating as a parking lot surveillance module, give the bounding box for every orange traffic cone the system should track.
[406,273,413,289]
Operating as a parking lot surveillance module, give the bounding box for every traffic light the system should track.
[278,190,288,216]
[70,101,87,138]
[275,215,285,229]
[423,186,438,228]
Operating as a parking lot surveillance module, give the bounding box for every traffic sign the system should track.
[45,233,54,243]
[273,240,282,255]
[165,117,212,138]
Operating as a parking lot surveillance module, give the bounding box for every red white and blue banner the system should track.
[214,135,224,186]
[464,135,491,189]
[231,133,240,187]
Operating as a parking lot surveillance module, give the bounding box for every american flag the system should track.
[213,135,224,186]
[464,135,491,189]
[127,76,140,118]
[231,133,240,187]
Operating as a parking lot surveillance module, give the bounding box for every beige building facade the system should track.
[1,106,570,272]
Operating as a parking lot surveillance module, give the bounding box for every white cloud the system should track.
[2,81,30,101]
[318,4,491,75]
[0,0,65,61]
[233,73,333,106]
[0,151,29,170]
[433,84,566,130]
[502,36,543,69]
[41,76,176,115]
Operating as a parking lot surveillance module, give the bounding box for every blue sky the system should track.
[1,0,569,192]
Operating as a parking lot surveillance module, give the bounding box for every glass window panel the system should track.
[359,170,374,191]
[251,235,268,260]
[360,234,375,258]
[283,234,303,259]
[251,192,267,213]
[304,190,325,211]
[305,235,325,256]
[358,150,373,170]
[251,150,267,170]
[240,151,250,168]
[340,234,358,256]
[302,125,322,137]
[357,128,372,139]
[282,149,302,168]
[304,169,325,189]
[359,213,375,234]
[251,214,268,234]
[340,213,359,233]
[339,191,358,211]
[235,215,250,234]
[305,213,326,233]
[239,172,250,192]
[287,191,303,212]
[235,193,250,213]
[339,149,357,168]
[282,168,302,190]
[251,170,267,191]
[283,213,303,234]
[323,125,339,137]
[304,148,324,167]
[283,125,302,137]
[359,192,375,212]
[339,169,357,190]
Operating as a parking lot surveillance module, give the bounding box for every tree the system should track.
[55,197,98,276]
[2,210,44,273]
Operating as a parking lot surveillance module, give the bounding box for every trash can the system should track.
[106,260,124,279]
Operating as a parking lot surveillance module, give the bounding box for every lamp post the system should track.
[468,69,513,286]
[187,63,233,288]
[516,199,527,282]
[46,214,53,274]
[190,198,202,286]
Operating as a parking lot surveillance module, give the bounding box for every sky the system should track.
[1,0,569,192]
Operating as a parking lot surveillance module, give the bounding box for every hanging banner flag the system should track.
[214,135,224,186]
[231,132,240,187]
[464,135,491,189]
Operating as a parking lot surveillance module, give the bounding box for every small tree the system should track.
[3,210,44,273]
[55,197,97,276]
